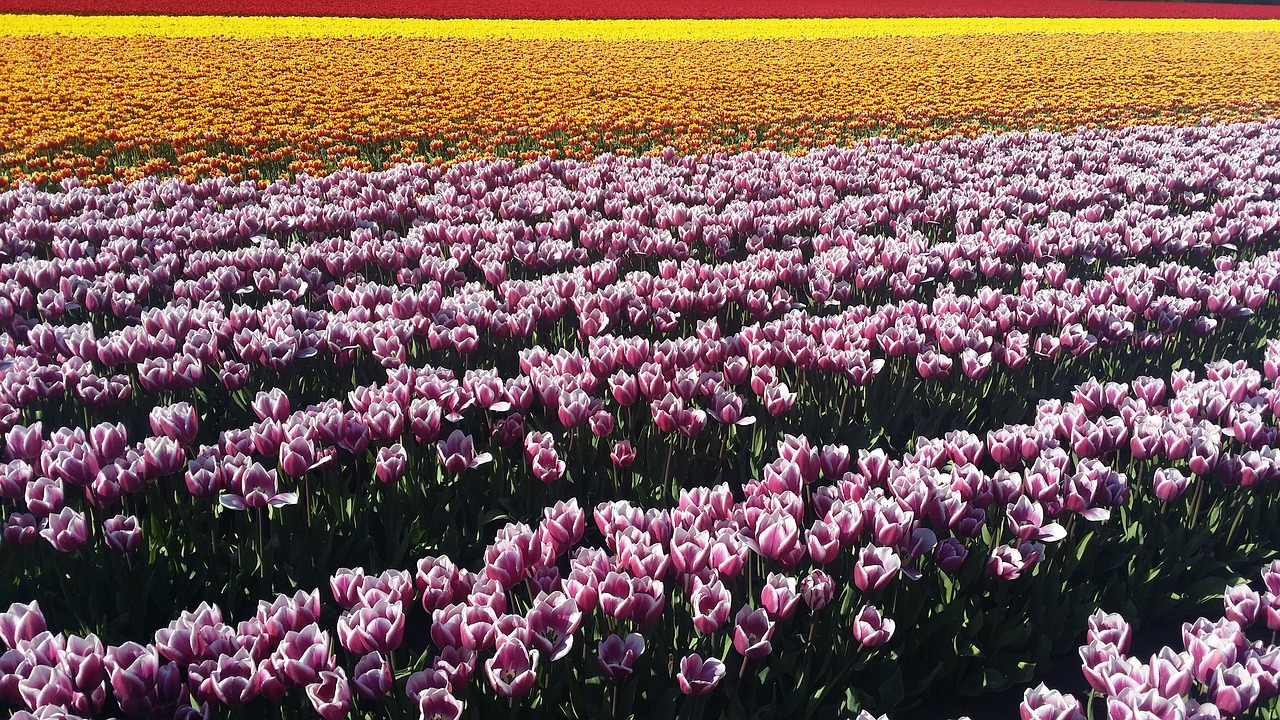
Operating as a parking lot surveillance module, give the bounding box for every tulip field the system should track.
[3,3,1280,720]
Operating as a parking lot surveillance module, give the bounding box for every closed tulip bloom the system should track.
[1148,647,1193,698]
[754,510,800,564]
[1153,468,1190,502]
[806,518,841,564]
[610,440,636,468]
[541,499,584,551]
[352,652,392,700]
[5,423,42,461]
[1223,584,1260,627]
[306,668,351,720]
[365,445,404,486]
[337,600,405,655]
[24,476,64,517]
[89,422,127,463]
[761,573,801,620]
[104,642,164,718]
[41,507,88,553]
[732,605,775,659]
[272,623,334,686]
[1263,561,1280,596]
[1210,664,1259,716]
[677,654,726,695]
[257,589,322,642]
[484,638,539,698]
[629,576,666,625]
[149,403,198,446]
[1265,592,1280,631]
[102,514,142,553]
[935,537,969,574]
[852,605,896,648]
[801,570,835,611]
[1107,687,1184,720]
[18,664,74,711]
[0,601,46,650]
[279,436,315,478]
[1088,610,1133,655]
[1188,632,1238,684]
[206,649,259,706]
[419,687,464,720]
[854,545,901,592]
[1020,683,1085,720]
[597,633,645,679]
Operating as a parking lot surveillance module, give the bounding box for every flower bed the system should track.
[1,117,1279,718]
[1,20,1279,187]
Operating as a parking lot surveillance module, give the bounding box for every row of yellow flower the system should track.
[8,14,1280,39]
[2,25,1279,187]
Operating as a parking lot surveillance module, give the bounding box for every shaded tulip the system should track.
[102,514,142,553]
[306,669,351,720]
[852,605,896,648]
[597,633,645,679]
[677,654,725,695]
[732,605,775,659]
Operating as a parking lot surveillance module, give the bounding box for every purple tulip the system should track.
[40,507,88,552]
[149,402,198,446]
[1107,687,1184,720]
[337,599,405,655]
[852,604,896,648]
[252,389,291,422]
[279,436,315,478]
[690,576,732,634]
[527,591,582,662]
[484,637,539,698]
[1209,663,1260,716]
[1153,468,1190,502]
[271,623,334,686]
[24,476,64,517]
[103,514,142,553]
[1021,683,1085,720]
[305,668,351,720]
[610,440,636,468]
[418,687,464,720]
[89,422,127,462]
[5,423,42,461]
[761,573,801,620]
[732,605,775,659]
[1088,610,1133,655]
[219,461,296,510]
[853,545,900,592]
[352,652,392,700]
[677,653,726,695]
[375,444,407,484]
[437,430,492,474]
[18,663,74,711]
[0,601,45,650]
[1148,647,1193,698]
[597,633,645,679]
[1223,584,1261,628]
[801,569,835,611]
